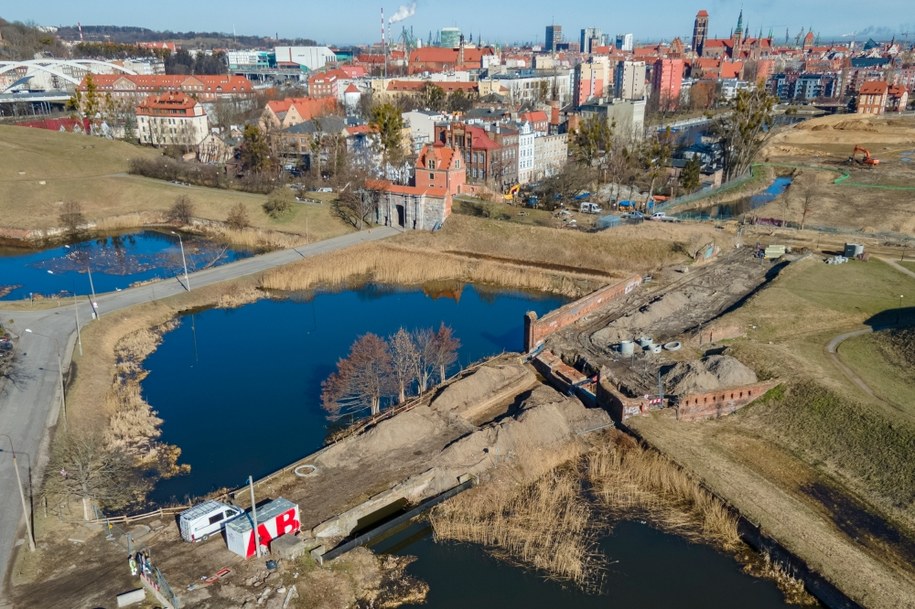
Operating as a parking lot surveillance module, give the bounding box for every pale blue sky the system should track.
[4,1,912,46]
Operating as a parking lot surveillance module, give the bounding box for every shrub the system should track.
[263,188,295,218]
[226,203,249,230]
[167,195,194,225]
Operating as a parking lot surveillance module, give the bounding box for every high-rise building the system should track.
[614,60,646,100]
[692,10,709,55]
[615,33,633,52]
[580,27,605,54]
[652,58,684,110]
[440,27,462,49]
[545,24,562,52]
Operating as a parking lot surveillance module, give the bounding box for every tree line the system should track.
[322,325,460,419]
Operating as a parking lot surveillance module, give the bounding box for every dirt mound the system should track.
[430,363,534,421]
[662,355,758,395]
[833,120,877,132]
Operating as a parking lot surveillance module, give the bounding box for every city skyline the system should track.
[3,1,914,46]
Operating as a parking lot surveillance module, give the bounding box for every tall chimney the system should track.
[550,100,560,125]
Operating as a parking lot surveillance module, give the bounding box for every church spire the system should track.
[735,8,744,37]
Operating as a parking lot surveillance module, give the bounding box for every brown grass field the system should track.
[757,113,915,235]
[0,125,351,244]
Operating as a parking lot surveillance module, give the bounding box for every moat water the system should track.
[375,520,800,609]
[142,284,565,504]
[0,229,253,301]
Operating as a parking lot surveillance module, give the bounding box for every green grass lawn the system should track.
[839,331,915,421]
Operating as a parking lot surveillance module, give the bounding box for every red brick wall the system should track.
[524,274,641,351]
[676,380,780,422]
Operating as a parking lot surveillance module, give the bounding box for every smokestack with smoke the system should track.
[389,2,417,24]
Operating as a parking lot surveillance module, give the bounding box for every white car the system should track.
[178,500,243,542]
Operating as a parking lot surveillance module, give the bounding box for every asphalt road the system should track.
[0,226,399,601]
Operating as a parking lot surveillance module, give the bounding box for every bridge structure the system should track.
[0,59,138,92]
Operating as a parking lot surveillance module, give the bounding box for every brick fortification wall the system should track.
[676,380,780,422]
[524,274,642,351]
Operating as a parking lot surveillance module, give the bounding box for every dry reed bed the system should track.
[587,434,740,549]
[261,243,604,298]
[429,443,598,588]
[429,433,792,594]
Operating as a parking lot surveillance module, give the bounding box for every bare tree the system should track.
[322,333,393,418]
[389,328,418,404]
[167,195,194,225]
[59,200,86,235]
[799,183,815,230]
[432,323,461,384]
[411,328,439,393]
[44,433,150,520]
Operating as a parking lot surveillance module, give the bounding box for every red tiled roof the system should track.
[136,91,201,116]
[719,61,744,79]
[408,47,492,64]
[15,117,90,131]
[365,179,446,197]
[290,97,338,121]
[465,125,499,150]
[418,143,456,168]
[520,110,548,123]
[696,9,709,17]
[889,84,908,95]
[344,83,360,94]
[859,81,889,95]
[346,125,377,135]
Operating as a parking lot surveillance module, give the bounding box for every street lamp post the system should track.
[87,264,99,319]
[24,329,67,429]
[171,231,191,292]
[1,434,36,552]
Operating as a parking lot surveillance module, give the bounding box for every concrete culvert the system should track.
[663,341,682,351]
[294,464,320,478]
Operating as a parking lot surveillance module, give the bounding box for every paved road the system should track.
[0,226,399,600]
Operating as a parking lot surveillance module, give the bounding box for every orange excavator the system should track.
[847,145,879,166]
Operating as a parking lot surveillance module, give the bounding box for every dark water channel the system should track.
[0,230,253,301]
[373,520,799,609]
[676,176,793,221]
[141,284,565,504]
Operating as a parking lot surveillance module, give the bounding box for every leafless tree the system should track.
[59,200,86,235]
[389,328,418,404]
[322,333,393,418]
[799,183,815,230]
[167,195,194,225]
[44,433,150,520]
[432,323,461,384]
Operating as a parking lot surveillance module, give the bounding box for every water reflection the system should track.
[0,230,254,300]
[379,520,802,609]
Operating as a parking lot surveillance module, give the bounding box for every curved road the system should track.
[0,226,399,599]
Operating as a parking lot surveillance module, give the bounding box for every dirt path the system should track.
[825,328,879,399]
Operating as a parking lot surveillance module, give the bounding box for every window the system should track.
[208,512,225,525]
[430,172,435,180]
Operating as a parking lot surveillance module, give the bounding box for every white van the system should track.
[179,500,243,542]
[579,202,603,214]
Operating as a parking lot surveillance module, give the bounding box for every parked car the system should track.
[579,202,603,214]
[178,500,243,542]
[316,187,333,193]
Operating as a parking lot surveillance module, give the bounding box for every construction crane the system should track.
[847,145,879,166]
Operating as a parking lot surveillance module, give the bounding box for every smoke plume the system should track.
[389,2,417,24]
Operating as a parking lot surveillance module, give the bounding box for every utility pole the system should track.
[171,231,191,291]
[248,475,259,557]
[73,296,82,356]
[87,264,99,319]
[2,434,36,552]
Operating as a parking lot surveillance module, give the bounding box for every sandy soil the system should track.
[759,113,915,236]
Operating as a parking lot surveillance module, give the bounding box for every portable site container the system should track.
[225,498,301,559]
